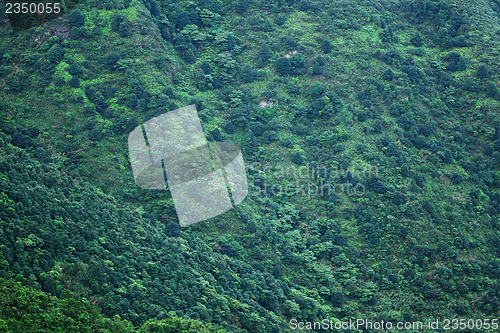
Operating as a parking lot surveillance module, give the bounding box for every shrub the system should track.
[477,64,490,79]
[47,44,64,64]
[70,10,85,27]
[249,121,265,137]
[275,58,291,75]
[486,82,499,98]
[383,69,394,81]
[291,152,303,165]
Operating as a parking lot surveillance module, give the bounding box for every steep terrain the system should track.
[0,0,499,331]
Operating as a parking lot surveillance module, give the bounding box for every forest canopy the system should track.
[0,0,499,331]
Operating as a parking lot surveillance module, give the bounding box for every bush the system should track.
[261,131,278,144]
[463,77,481,92]
[257,43,272,63]
[69,76,80,88]
[410,32,423,47]
[104,52,122,70]
[477,64,490,79]
[119,21,133,37]
[70,9,85,27]
[111,15,124,32]
[330,291,345,307]
[383,69,394,81]
[291,152,303,165]
[210,128,222,141]
[393,193,405,205]
[163,223,181,237]
[240,64,255,83]
[486,82,499,98]
[367,177,387,194]
[47,44,64,64]
[12,130,34,149]
[298,0,310,11]
[224,121,235,134]
[398,114,416,131]
[88,127,103,141]
[359,223,379,244]
[308,82,326,99]
[275,58,291,75]
[453,36,467,47]
[249,121,265,137]
[235,0,248,14]
[321,39,333,54]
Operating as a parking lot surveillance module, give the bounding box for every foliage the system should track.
[0,0,499,331]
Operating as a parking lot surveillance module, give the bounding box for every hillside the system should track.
[0,0,499,332]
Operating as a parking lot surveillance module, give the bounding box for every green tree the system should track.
[119,21,133,37]
[243,130,259,156]
[291,152,303,165]
[140,317,228,332]
[104,52,122,70]
[111,14,124,32]
[70,9,85,27]
[486,82,499,98]
[235,0,249,14]
[298,0,310,11]
[456,55,467,71]
[47,44,64,64]
[249,121,265,136]
[224,121,235,134]
[477,64,490,79]
[257,43,272,63]
[410,32,423,47]
[308,81,326,99]
[383,68,394,81]
[275,57,291,75]
[321,39,333,54]
[69,76,80,88]
[330,291,345,307]
[240,64,255,83]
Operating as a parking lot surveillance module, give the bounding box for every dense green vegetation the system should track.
[0,0,499,331]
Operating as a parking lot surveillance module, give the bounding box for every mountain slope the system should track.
[0,0,499,331]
